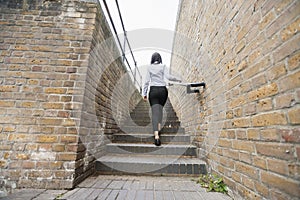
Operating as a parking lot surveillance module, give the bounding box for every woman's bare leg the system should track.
[154,131,159,139]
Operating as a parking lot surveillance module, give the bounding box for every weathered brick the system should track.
[252,111,287,127]
[237,60,248,72]
[236,162,259,179]
[31,152,56,161]
[37,118,62,125]
[239,152,251,164]
[256,142,295,160]
[260,129,280,141]
[44,88,67,94]
[8,134,33,142]
[244,102,256,116]
[42,102,64,109]
[52,144,65,152]
[17,101,37,108]
[288,163,300,179]
[229,94,245,108]
[13,153,30,160]
[62,119,76,126]
[217,138,232,147]
[274,92,296,109]
[253,156,267,169]
[287,51,300,71]
[266,63,286,81]
[49,161,63,170]
[36,135,58,143]
[248,83,279,101]
[75,143,89,152]
[232,117,251,128]
[231,171,241,185]
[232,140,255,153]
[0,160,8,168]
[22,161,36,169]
[66,67,77,73]
[57,111,70,118]
[281,17,300,42]
[25,144,38,151]
[254,181,269,197]
[244,57,271,80]
[270,190,290,200]
[0,85,18,92]
[261,171,300,197]
[273,33,300,63]
[0,101,15,107]
[279,128,300,143]
[57,153,77,161]
[287,106,300,124]
[0,144,12,151]
[257,98,273,112]
[3,126,15,132]
[54,171,74,179]
[60,136,78,143]
[259,10,276,30]
[278,70,300,93]
[267,158,289,176]
[247,129,260,140]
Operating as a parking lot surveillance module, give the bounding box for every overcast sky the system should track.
[100,0,180,67]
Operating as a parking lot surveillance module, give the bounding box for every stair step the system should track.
[129,114,179,122]
[130,114,178,118]
[105,143,197,157]
[120,126,185,134]
[124,120,181,125]
[96,153,207,176]
[113,133,190,144]
[122,122,182,128]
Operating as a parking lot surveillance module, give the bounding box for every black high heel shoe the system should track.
[154,138,161,146]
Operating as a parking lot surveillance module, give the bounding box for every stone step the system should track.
[130,104,173,108]
[130,113,178,118]
[96,153,207,176]
[126,118,181,123]
[112,133,191,144]
[105,143,197,157]
[130,114,179,121]
[120,126,185,134]
[123,121,181,128]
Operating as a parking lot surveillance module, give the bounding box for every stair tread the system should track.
[120,127,184,131]
[98,153,205,165]
[107,143,196,148]
[113,133,190,136]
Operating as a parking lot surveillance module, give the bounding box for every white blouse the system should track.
[142,63,181,97]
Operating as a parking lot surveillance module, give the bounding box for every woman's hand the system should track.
[143,96,147,101]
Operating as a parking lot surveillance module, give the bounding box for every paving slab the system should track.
[2,175,232,200]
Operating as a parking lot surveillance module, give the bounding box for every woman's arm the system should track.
[164,66,182,82]
[142,68,150,98]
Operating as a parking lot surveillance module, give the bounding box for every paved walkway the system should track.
[1,175,232,200]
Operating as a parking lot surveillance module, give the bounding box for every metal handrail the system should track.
[101,0,143,92]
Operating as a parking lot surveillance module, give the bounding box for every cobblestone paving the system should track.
[2,175,232,200]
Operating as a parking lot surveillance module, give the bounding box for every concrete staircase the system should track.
[96,99,207,176]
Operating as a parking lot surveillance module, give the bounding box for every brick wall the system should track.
[171,0,299,199]
[0,0,141,194]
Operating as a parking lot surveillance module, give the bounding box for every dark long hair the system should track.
[150,52,162,64]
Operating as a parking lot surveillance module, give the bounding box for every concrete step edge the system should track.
[96,154,207,175]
